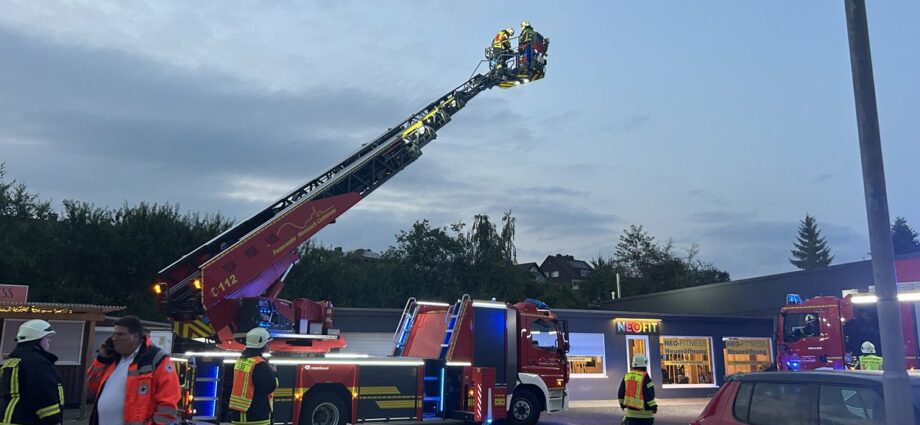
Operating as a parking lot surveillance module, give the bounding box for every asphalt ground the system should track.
[63,398,709,424]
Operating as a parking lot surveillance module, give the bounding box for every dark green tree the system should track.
[789,214,834,269]
[891,216,920,255]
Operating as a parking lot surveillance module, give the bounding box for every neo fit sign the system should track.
[615,318,661,335]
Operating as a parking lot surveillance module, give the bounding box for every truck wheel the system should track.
[508,390,540,425]
[301,392,347,425]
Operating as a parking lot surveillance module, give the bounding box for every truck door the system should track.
[780,308,843,369]
[520,317,566,388]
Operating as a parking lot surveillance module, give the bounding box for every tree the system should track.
[891,216,920,255]
[789,214,834,269]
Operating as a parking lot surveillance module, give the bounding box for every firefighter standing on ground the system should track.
[0,320,64,425]
[229,328,278,425]
[618,354,658,425]
[87,316,180,425]
[858,341,883,370]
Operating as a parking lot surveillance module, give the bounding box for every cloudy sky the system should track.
[1,1,917,279]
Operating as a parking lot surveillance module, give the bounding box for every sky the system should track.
[0,1,917,280]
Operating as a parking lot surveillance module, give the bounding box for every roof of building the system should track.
[540,254,593,282]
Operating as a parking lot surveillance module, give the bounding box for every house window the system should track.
[568,333,606,377]
[580,269,590,277]
[659,336,717,387]
[550,271,560,278]
[722,337,773,377]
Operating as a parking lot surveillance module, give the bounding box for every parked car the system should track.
[692,370,920,425]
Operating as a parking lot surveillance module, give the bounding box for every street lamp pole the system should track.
[843,1,915,423]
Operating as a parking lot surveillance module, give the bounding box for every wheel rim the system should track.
[312,401,340,425]
[512,398,532,421]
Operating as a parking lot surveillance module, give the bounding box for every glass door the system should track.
[626,335,649,369]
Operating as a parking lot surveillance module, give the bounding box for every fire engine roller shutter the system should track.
[356,364,420,421]
[339,332,394,356]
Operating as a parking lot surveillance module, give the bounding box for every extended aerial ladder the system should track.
[154,32,550,353]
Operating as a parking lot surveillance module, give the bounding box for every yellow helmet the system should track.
[521,20,531,29]
[505,27,514,36]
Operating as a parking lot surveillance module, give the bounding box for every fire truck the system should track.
[776,256,920,371]
[153,30,566,425]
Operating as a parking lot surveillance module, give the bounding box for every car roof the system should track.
[727,370,920,386]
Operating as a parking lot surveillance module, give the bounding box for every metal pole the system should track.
[616,273,622,299]
[843,1,915,423]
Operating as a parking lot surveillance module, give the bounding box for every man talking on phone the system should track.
[86,316,180,425]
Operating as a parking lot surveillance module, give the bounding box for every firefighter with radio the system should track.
[229,328,278,425]
[618,354,658,424]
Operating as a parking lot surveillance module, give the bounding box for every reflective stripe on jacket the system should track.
[618,370,657,419]
[229,350,277,425]
[492,31,510,50]
[0,343,64,425]
[87,337,181,425]
[859,355,883,370]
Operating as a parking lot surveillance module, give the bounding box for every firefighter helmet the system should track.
[505,27,514,36]
[521,20,531,29]
[245,327,272,348]
[861,341,876,354]
[16,319,55,343]
[632,353,648,368]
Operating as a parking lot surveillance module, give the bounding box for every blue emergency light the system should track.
[786,294,803,305]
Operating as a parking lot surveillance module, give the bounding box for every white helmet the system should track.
[505,27,515,36]
[521,20,531,29]
[245,327,272,348]
[17,319,55,343]
[861,341,876,354]
[632,353,648,368]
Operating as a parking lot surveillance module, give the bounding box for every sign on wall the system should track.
[614,318,661,335]
[0,284,28,303]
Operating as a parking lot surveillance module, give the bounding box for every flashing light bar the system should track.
[850,292,920,304]
[182,351,272,358]
[446,361,472,367]
[472,301,507,309]
[325,353,370,358]
[416,301,450,307]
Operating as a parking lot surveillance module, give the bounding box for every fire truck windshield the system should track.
[783,312,821,342]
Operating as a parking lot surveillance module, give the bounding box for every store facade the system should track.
[333,307,773,401]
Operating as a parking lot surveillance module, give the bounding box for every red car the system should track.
[692,370,920,425]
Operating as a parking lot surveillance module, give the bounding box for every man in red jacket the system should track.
[87,316,180,425]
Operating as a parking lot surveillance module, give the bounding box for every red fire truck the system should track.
[777,256,920,371]
[154,30,564,424]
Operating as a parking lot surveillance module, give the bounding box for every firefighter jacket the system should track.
[519,27,535,46]
[229,349,278,425]
[87,337,180,425]
[617,369,657,419]
[492,31,511,50]
[0,342,64,425]
[859,354,883,371]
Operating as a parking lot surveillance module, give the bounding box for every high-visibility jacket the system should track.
[617,369,657,419]
[492,31,511,50]
[87,337,180,425]
[229,350,277,425]
[0,343,64,425]
[859,355,883,371]
[519,27,534,46]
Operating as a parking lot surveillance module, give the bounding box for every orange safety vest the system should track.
[87,337,181,425]
[622,371,646,410]
[492,31,510,50]
[229,355,271,412]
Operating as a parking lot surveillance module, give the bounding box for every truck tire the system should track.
[508,389,540,425]
[301,392,347,425]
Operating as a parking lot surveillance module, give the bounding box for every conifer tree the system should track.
[790,214,834,269]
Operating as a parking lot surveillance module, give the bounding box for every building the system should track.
[515,262,547,283]
[599,253,920,317]
[540,254,593,289]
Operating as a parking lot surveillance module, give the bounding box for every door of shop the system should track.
[626,335,650,369]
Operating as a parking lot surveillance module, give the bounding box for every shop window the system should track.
[723,337,773,377]
[659,336,716,387]
[783,312,821,342]
[568,333,606,377]
[2,319,84,365]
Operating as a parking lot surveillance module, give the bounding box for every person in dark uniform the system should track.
[0,319,64,425]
